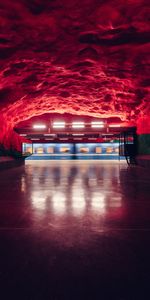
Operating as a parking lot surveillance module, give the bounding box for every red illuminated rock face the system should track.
[0,0,149,148]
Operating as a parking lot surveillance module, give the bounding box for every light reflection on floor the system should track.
[1,160,150,299]
[24,161,124,225]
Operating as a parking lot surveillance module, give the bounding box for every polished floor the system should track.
[0,160,150,299]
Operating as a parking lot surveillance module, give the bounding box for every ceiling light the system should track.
[91,121,104,128]
[53,122,65,128]
[109,124,121,128]
[33,124,46,129]
[91,121,104,125]
[72,122,85,128]
[91,124,104,128]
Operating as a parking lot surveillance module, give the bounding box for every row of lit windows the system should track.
[23,145,119,155]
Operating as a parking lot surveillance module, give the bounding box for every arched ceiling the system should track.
[0,0,150,148]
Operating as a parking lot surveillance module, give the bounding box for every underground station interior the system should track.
[0,1,150,299]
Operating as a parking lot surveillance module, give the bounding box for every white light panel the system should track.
[91,124,104,128]
[109,124,121,128]
[33,124,46,129]
[53,122,65,128]
[72,122,85,128]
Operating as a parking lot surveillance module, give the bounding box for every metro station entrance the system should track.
[16,114,136,162]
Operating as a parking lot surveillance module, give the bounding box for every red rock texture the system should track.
[0,0,149,148]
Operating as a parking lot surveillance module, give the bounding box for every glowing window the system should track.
[22,143,32,155]
[26,147,32,154]
[36,147,44,154]
[115,147,119,153]
[79,147,89,153]
[47,147,54,154]
[96,147,102,153]
[60,147,70,153]
[106,147,113,153]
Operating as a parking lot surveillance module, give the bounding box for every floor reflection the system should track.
[1,159,150,234]
[1,161,150,299]
[23,161,124,225]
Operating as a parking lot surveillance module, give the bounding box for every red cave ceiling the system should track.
[0,0,150,148]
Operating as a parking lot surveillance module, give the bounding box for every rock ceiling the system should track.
[0,0,150,147]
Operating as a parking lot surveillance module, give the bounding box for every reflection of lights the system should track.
[109,196,122,208]
[91,193,106,213]
[21,177,26,192]
[33,124,46,129]
[88,179,97,187]
[72,188,86,215]
[110,202,122,208]
[32,191,46,210]
[52,192,66,215]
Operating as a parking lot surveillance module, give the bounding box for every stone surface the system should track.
[0,0,150,148]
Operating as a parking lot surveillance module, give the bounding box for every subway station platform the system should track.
[0,160,150,299]
[25,153,125,160]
